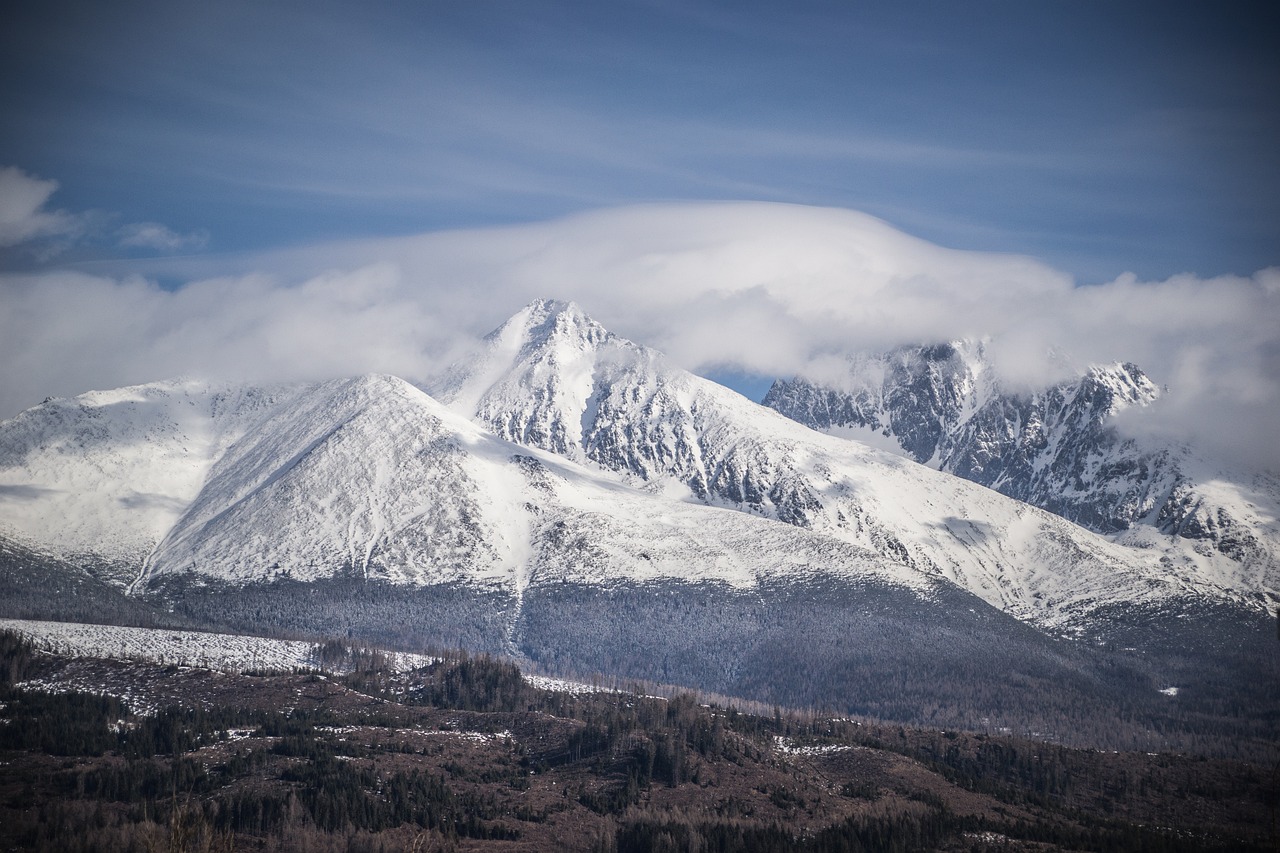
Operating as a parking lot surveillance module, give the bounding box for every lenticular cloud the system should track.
[2,201,1277,469]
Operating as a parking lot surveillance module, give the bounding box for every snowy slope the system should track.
[430,300,1274,627]
[142,375,529,589]
[138,373,931,600]
[3,299,1274,638]
[762,343,1280,586]
[0,368,937,612]
[0,618,621,702]
[0,380,298,583]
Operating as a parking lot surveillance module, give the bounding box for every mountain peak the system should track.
[524,297,582,319]
[762,346,1214,542]
[427,300,642,459]
[491,298,611,354]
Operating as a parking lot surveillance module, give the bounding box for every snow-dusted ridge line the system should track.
[1,298,1275,638]
[0,370,936,605]
[0,378,307,585]
[762,339,1280,588]
[431,299,1275,625]
[126,371,935,601]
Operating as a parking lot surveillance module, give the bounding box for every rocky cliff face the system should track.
[763,342,988,465]
[430,301,1270,627]
[762,343,1278,574]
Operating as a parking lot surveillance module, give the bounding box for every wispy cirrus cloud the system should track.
[4,2,1274,285]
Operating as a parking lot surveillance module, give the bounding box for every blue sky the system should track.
[2,0,1277,282]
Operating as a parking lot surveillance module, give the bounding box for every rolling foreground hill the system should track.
[1,300,1276,750]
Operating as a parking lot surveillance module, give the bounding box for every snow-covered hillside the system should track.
[144,375,530,589]
[762,342,1280,585]
[0,299,1275,642]
[431,300,1274,626]
[0,618,614,702]
[139,373,935,600]
[0,380,299,583]
[0,617,433,674]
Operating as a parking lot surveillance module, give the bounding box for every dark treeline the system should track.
[516,578,1280,760]
[0,541,174,628]
[1,631,1273,852]
[160,574,519,655]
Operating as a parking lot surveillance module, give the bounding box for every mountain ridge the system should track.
[0,299,1274,633]
[763,340,1280,589]
[429,300,1273,627]
[3,298,1277,745]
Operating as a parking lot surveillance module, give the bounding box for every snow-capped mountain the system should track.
[429,300,1275,627]
[1,298,1275,640]
[4,298,1277,734]
[0,373,936,604]
[140,372,928,598]
[761,342,1280,578]
[0,379,300,584]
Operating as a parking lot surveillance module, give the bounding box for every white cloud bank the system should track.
[2,202,1277,471]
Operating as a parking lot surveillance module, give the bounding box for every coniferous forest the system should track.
[1,629,1274,852]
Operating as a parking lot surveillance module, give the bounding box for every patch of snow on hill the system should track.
[0,618,434,673]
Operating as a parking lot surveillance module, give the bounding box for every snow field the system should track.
[0,618,435,674]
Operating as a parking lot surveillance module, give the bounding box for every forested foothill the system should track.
[1,630,1274,852]
[5,536,1275,765]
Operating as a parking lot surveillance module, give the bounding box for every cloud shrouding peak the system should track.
[2,201,1277,470]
